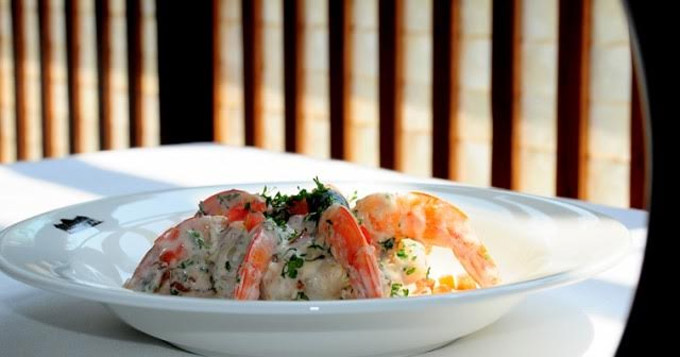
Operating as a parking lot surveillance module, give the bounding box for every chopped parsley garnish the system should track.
[217,193,239,206]
[348,190,358,203]
[198,201,207,215]
[483,251,491,260]
[390,283,409,297]
[308,243,326,250]
[396,249,408,259]
[281,254,305,279]
[380,238,395,251]
[260,177,348,225]
[287,229,301,241]
[188,230,207,249]
[305,254,325,262]
[295,291,310,301]
[179,260,194,269]
[426,266,431,279]
[405,266,416,275]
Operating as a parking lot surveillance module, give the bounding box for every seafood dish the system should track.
[124,179,499,300]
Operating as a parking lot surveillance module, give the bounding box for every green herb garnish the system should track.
[308,243,326,250]
[179,260,194,269]
[217,193,239,206]
[198,201,207,215]
[295,291,310,301]
[380,238,395,251]
[188,230,207,249]
[390,283,409,297]
[282,254,305,279]
[305,254,326,262]
[259,177,348,225]
[348,190,358,203]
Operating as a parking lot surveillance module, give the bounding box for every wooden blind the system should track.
[0,0,646,208]
[1,0,17,162]
[13,0,42,160]
[213,0,245,147]
[345,0,380,167]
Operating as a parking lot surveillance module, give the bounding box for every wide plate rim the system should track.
[0,180,632,315]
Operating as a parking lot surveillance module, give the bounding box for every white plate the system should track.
[0,182,630,357]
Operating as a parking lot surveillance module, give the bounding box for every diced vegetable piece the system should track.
[438,275,455,290]
[455,274,477,290]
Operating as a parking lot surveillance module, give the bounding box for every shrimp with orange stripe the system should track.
[353,191,500,295]
[125,179,499,300]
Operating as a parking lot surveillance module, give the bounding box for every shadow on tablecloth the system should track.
[5,291,191,356]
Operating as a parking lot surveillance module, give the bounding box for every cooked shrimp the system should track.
[124,216,230,295]
[197,189,266,230]
[233,222,280,300]
[354,192,499,288]
[318,204,384,298]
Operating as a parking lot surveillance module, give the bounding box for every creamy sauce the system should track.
[261,215,352,300]
[126,188,479,300]
[124,216,255,298]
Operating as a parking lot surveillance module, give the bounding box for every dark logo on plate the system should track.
[54,216,103,234]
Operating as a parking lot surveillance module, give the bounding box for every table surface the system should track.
[0,143,647,357]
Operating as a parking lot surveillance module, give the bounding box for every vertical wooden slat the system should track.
[66,0,99,153]
[432,0,459,179]
[65,0,82,153]
[0,0,17,162]
[12,0,42,160]
[103,0,129,150]
[11,0,26,159]
[283,0,301,153]
[126,0,140,146]
[297,0,330,159]
[128,0,144,147]
[345,0,379,167]
[98,0,131,150]
[328,0,348,160]
[490,0,521,189]
[241,0,260,146]
[38,0,53,156]
[128,0,157,147]
[378,0,401,170]
[46,0,69,157]
[556,0,590,199]
[212,0,221,143]
[214,0,245,146]
[65,0,79,152]
[514,0,559,197]
[97,0,111,148]
[630,59,647,209]
[140,0,159,146]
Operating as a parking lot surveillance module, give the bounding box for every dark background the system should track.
[619,0,671,354]
[157,1,214,144]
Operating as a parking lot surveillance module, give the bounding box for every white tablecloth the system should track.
[0,143,647,356]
